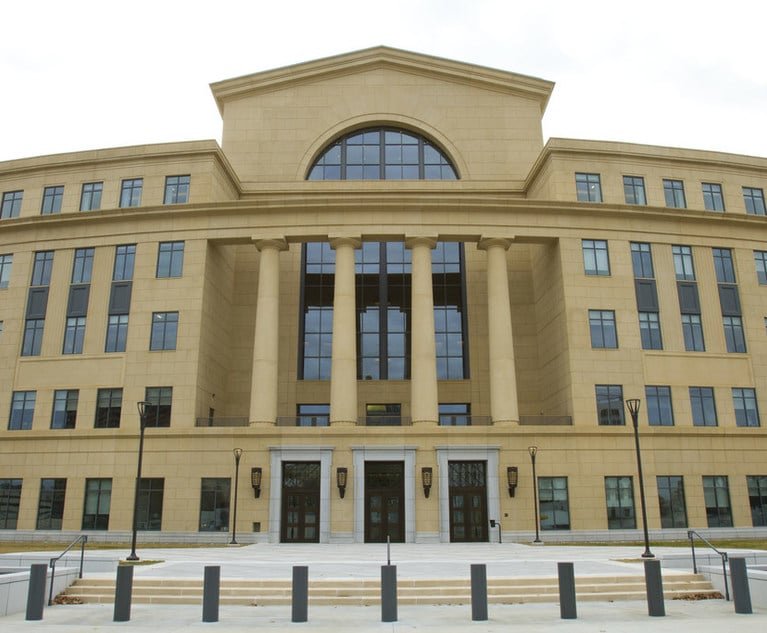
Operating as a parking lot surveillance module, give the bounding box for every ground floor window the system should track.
[37,478,66,530]
[538,477,570,530]
[656,475,687,528]
[747,475,767,527]
[82,478,111,530]
[0,479,22,529]
[137,478,164,530]
[703,475,733,527]
[199,478,230,531]
[605,476,635,529]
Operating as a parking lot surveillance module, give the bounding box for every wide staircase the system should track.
[58,573,719,606]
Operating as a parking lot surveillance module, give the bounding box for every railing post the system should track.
[381,564,397,623]
[25,564,48,621]
[729,557,752,614]
[557,562,577,619]
[113,565,134,622]
[202,565,221,623]
[47,559,57,606]
[688,530,697,573]
[79,535,87,578]
[292,565,308,623]
[644,559,665,617]
[470,564,488,621]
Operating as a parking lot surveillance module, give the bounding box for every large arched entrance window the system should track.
[307,127,457,181]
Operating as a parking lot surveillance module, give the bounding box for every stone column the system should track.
[479,238,519,424]
[329,237,361,425]
[406,236,439,425]
[249,238,287,424]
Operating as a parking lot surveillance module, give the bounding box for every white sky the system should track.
[1,0,766,163]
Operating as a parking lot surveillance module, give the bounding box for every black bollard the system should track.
[643,559,665,617]
[113,565,134,622]
[557,562,577,619]
[381,564,397,622]
[25,564,48,621]
[292,565,309,623]
[470,564,488,621]
[729,557,752,614]
[202,565,221,622]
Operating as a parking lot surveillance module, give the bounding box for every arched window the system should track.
[308,127,457,180]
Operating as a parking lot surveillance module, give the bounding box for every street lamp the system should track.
[528,446,541,544]
[127,401,152,561]
[230,448,243,545]
[625,398,654,558]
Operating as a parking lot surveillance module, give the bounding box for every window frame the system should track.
[605,476,636,529]
[0,479,22,529]
[703,475,732,527]
[144,386,172,427]
[119,178,143,208]
[51,389,78,429]
[156,241,185,278]
[638,311,663,350]
[95,388,122,428]
[657,475,688,528]
[149,311,178,351]
[41,185,64,214]
[538,476,571,530]
[754,251,767,285]
[9,390,36,430]
[582,239,610,276]
[589,309,618,349]
[1,190,23,219]
[623,175,646,205]
[36,478,67,530]
[732,387,760,427]
[79,181,103,211]
[681,313,705,351]
[163,175,190,204]
[723,315,747,353]
[645,385,674,426]
[0,253,12,288]
[596,384,624,426]
[690,386,718,427]
[743,187,766,216]
[663,179,687,208]
[575,173,602,202]
[82,478,112,530]
[702,182,725,212]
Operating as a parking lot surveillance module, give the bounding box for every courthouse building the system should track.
[1,47,767,543]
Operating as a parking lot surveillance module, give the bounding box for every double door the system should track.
[365,461,405,543]
[281,462,320,543]
[449,461,488,542]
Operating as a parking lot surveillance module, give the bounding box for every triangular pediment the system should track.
[210,46,554,115]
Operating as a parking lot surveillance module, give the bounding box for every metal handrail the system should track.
[48,534,88,605]
[687,529,729,601]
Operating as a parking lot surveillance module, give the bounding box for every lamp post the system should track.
[625,398,654,558]
[127,401,152,561]
[230,448,243,545]
[528,446,541,543]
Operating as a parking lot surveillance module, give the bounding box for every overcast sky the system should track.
[1,0,765,163]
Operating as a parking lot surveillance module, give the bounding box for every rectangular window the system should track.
[589,309,617,348]
[63,316,86,354]
[72,247,95,284]
[105,314,128,353]
[538,477,570,530]
[301,242,335,380]
[9,390,36,430]
[1,190,23,218]
[137,478,164,530]
[113,244,136,281]
[119,178,143,208]
[663,179,686,208]
[733,387,760,427]
[156,241,185,278]
[296,404,330,427]
[433,242,467,379]
[365,403,402,426]
[638,312,663,350]
[672,245,695,280]
[747,475,767,527]
[82,478,112,530]
[31,250,54,286]
[0,479,22,529]
[163,175,190,204]
[681,314,705,351]
[37,478,66,530]
[645,385,674,426]
[743,187,766,216]
[630,242,654,278]
[582,239,610,276]
[575,173,602,202]
[51,389,78,429]
[41,185,64,214]
[690,387,718,426]
[605,476,635,529]
[723,316,746,353]
[657,476,688,528]
[439,403,471,426]
[22,319,45,356]
[596,384,624,425]
[703,475,732,527]
[150,312,178,351]
[623,176,646,205]
[0,253,12,288]
[80,182,103,211]
[145,386,172,427]
[95,388,122,428]
[702,183,725,211]
[754,251,767,285]
[713,248,736,283]
[199,478,230,531]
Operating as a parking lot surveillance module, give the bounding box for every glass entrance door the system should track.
[365,461,405,542]
[448,461,488,542]
[281,462,321,543]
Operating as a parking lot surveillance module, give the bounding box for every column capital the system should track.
[252,237,288,252]
[405,236,438,250]
[478,237,514,251]
[329,236,362,250]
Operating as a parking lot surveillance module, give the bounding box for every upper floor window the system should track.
[733,387,760,427]
[582,239,610,276]
[41,186,64,214]
[113,244,136,281]
[702,183,725,212]
[164,175,190,204]
[156,241,185,278]
[630,242,654,278]
[308,128,457,180]
[589,309,617,348]
[663,179,686,208]
[1,190,23,219]
[596,384,624,425]
[72,248,95,284]
[645,385,674,426]
[712,248,736,284]
[145,386,173,427]
[9,391,36,430]
[31,251,54,286]
[150,312,178,351]
[672,245,695,281]
[623,176,646,205]
[743,187,766,216]
[754,251,767,285]
[80,182,103,211]
[0,254,12,288]
[120,178,143,208]
[575,173,602,202]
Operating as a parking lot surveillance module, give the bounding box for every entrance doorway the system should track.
[448,461,488,542]
[365,461,405,542]
[281,462,320,543]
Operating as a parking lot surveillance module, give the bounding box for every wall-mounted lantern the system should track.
[507,466,519,497]
[421,467,433,498]
[251,467,262,498]
[337,467,348,499]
